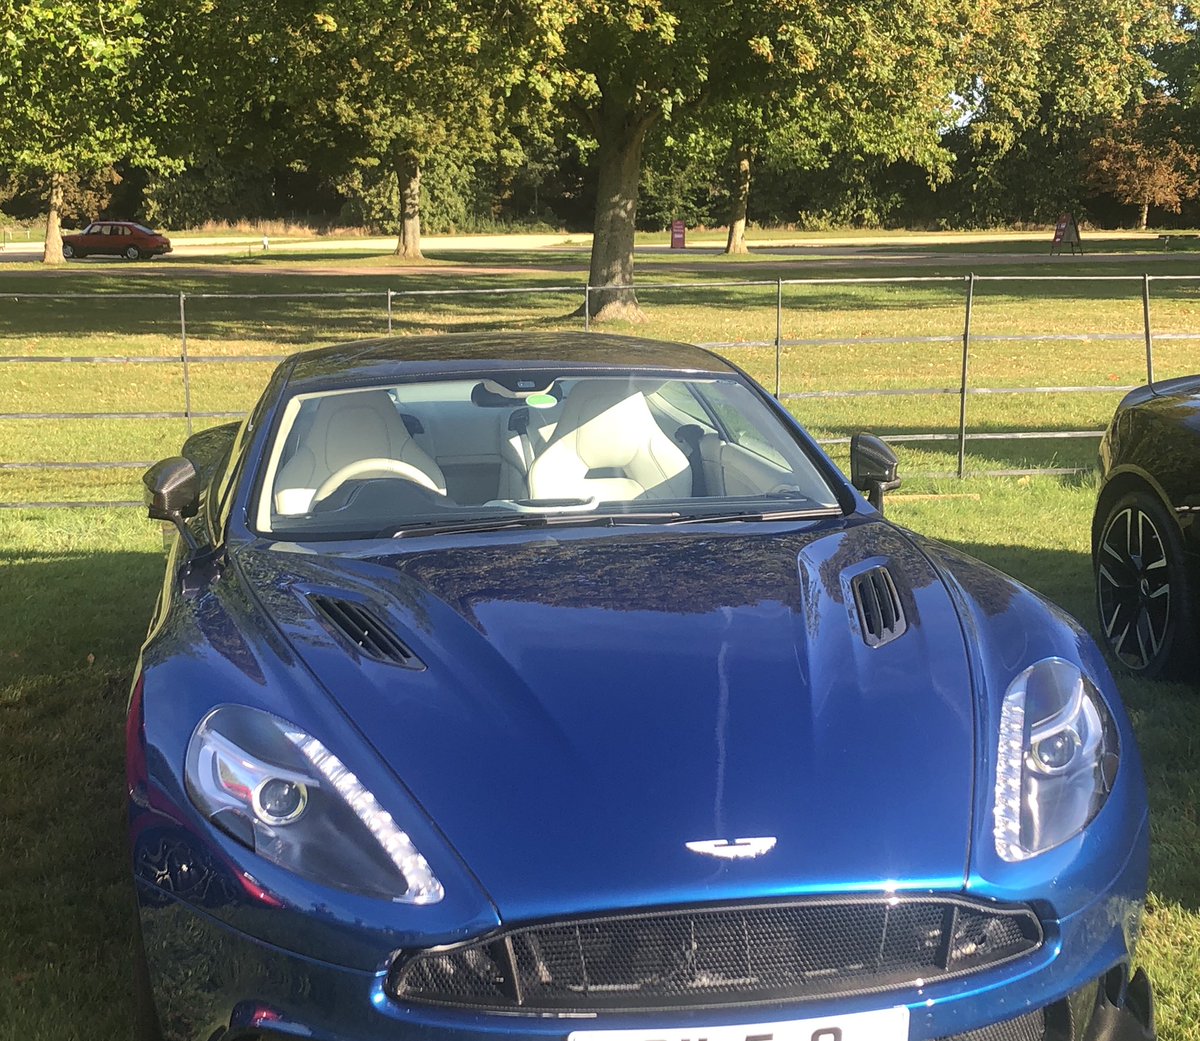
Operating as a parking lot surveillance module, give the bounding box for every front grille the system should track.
[389,897,1042,1014]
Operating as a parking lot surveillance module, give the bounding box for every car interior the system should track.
[261,375,836,529]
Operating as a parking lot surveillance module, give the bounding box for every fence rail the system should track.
[2,273,1196,509]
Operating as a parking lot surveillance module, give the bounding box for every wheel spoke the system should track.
[1102,508,1132,563]
[1102,596,1126,638]
[1113,621,1134,661]
[1137,606,1161,657]
[1098,558,1135,589]
[1134,613,1150,665]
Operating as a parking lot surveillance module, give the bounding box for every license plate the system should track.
[568,1005,909,1041]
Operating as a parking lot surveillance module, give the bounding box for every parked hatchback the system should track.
[62,220,172,260]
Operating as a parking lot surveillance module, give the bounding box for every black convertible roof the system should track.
[283,332,736,389]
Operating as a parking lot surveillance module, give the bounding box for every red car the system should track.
[62,221,172,261]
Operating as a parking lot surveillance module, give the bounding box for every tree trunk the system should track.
[1138,201,1149,230]
[394,155,423,259]
[724,143,752,255]
[586,115,652,322]
[42,171,65,264]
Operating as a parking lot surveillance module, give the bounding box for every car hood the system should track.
[236,518,976,922]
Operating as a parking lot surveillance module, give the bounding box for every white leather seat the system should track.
[498,403,562,500]
[274,391,447,514]
[527,382,692,502]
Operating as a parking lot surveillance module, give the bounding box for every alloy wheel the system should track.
[1097,504,1171,671]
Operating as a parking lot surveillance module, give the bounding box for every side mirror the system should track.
[850,433,901,514]
[143,456,201,551]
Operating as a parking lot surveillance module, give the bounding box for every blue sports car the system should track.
[129,333,1154,1041]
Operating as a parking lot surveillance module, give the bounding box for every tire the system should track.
[125,245,143,261]
[1095,490,1197,678]
[62,243,75,259]
[131,900,165,1041]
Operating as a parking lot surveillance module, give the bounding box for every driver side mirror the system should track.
[143,456,202,551]
[850,433,901,514]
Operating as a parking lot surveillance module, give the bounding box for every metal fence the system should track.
[2,273,1198,509]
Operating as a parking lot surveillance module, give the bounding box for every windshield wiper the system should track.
[666,506,842,525]
[387,505,838,538]
[388,511,683,538]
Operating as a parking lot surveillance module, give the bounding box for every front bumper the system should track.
[135,883,1155,1041]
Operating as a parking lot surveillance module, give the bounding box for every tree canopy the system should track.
[1,0,1197,267]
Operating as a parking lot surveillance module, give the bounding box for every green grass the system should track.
[3,482,1200,1038]
[4,249,1200,504]
[3,234,1200,1038]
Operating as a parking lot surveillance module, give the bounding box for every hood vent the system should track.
[308,595,424,669]
[851,567,907,648]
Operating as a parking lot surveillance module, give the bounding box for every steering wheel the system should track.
[313,458,445,505]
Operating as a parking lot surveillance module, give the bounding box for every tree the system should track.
[253,0,551,259]
[1086,99,1200,228]
[950,0,1171,203]
[717,0,967,255]
[539,0,981,318]
[0,0,159,262]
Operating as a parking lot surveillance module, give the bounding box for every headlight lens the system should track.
[186,705,443,903]
[993,657,1119,862]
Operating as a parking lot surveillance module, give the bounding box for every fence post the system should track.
[1142,274,1155,387]
[387,289,394,335]
[957,274,976,479]
[774,278,783,398]
[179,291,193,436]
[583,285,591,332]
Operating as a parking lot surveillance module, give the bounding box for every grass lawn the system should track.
[3,245,1200,504]
[3,481,1200,1039]
[2,234,1200,1038]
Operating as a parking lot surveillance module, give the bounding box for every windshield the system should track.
[254,372,841,538]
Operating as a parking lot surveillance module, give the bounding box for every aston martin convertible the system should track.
[128,333,1154,1041]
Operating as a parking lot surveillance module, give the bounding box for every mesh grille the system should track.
[390,897,1042,1013]
[940,1007,1045,1041]
[308,595,423,668]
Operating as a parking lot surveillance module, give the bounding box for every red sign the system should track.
[670,220,686,249]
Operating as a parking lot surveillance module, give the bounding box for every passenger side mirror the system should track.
[144,456,202,551]
[850,433,901,514]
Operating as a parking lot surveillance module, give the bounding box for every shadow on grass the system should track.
[4,259,1199,348]
[0,547,160,1040]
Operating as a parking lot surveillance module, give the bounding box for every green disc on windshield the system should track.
[527,393,556,408]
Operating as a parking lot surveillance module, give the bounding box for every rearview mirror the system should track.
[850,433,901,514]
[143,456,201,551]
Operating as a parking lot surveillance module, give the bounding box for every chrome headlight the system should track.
[993,657,1119,862]
[186,705,443,903]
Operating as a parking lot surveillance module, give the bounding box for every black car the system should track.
[1093,374,1200,678]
